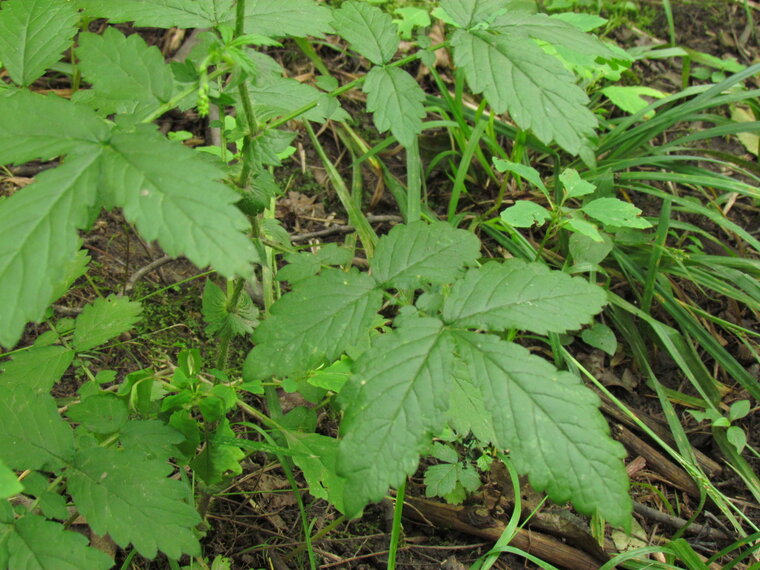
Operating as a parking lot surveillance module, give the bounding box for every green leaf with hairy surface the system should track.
[73,295,143,351]
[67,447,201,559]
[76,28,174,119]
[285,431,346,513]
[119,420,184,461]
[246,268,382,380]
[202,281,258,338]
[1,515,113,570]
[76,0,234,28]
[443,261,607,334]
[100,125,256,277]
[500,200,551,228]
[453,331,631,528]
[439,0,507,28]
[0,153,101,348]
[448,362,496,444]
[581,197,652,229]
[332,1,399,65]
[66,394,129,434]
[370,221,481,289]
[0,346,74,394]
[450,28,596,154]
[0,459,22,499]
[338,317,454,518]
[363,66,426,147]
[0,0,79,86]
[245,0,332,38]
[190,419,244,486]
[0,386,74,471]
[249,76,348,123]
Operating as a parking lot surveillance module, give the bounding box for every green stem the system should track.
[387,480,406,570]
[406,137,422,223]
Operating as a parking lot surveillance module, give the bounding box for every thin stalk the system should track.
[214,278,246,370]
[387,480,406,570]
[641,198,671,313]
[406,137,422,223]
[447,114,488,221]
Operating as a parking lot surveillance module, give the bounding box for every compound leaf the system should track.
[338,317,454,518]
[245,268,382,380]
[0,153,102,348]
[363,66,426,147]
[245,0,332,38]
[0,0,79,86]
[101,125,256,278]
[442,260,607,334]
[4,515,113,570]
[68,447,201,559]
[370,221,481,289]
[332,1,399,65]
[439,0,507,28]
[73,295,143,351]
[76,0,234,28]
[0,385,74,471]
[0,345,74,394]
[76,28,174,119]
[66,394,129,434]
[450,28,597,155]
[118,420,184,462]
[202,280,258,338]
[454,331,631,528]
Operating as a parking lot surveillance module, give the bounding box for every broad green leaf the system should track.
[0,459,22,499]
[101,126,256,278]
[332,1,399,65]
[448,362,496,444]
[68,447,201,559]
[0,346,74,394]
[76,0,234,28]
[190,419,244,486]
[370,221,481,289]
[245,0,333,38]
[338,317,454,518]
[245,268,382,380]
[582,323,617,356]
[363,66,426,147]
[424,463,458,497]
[0,385,74,471]
[50,249,91,302]
[67,394,129,434]
[451,28,596,155]
[0,90,108,165]
[76,28,174,119]
[601,86,667,117]
[454,331,631,528]
[73,295,143,351]
[0,153,102,348]
[569,232,613,268]
[119,420,184,461]
[442,261,607,334]
[394,7,431,39]
[4,515,113,570]
[500,200,551,228]
[581,197,652,229]
[439,0,507,28]
[0,0,79,86]
[307,358,352,393]
[564,217,604,242]
[202,280,259,338]
[492,158,548,198]
[249,76,348,123]
[285,431,346,513]
[560,168,595,199]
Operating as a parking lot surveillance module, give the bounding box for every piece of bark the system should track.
[403,497,604,570]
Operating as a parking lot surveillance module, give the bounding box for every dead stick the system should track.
[632,502,728,541]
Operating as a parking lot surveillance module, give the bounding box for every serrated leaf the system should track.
[363,66,426,147]
[73,295,143,351]
[67,447,201,559]
[0,153,102,348]
[439,0,507,28]
[76,0,234,28]
[581,197,652,229]
[500,200,551,228]
[100,125,256,278]
[4,515,113,570]
[448,362,496,444]
[0,459,22,499]
[285,431,346,513]
[0,90,109,165]
[0,346,74,394]
[443,261,607,334]
[119,420,184,461]
[451,28,596,155]
[332,1,399,65]
[190,419,244,486]
[0,0,79,86]
[424,463,458,497]
[246,268,382,380]
[0,386,74,471]
[454,331,631,528]
[307,358,352,392]
[370,221,481,289]
[245,0,332,38]
[249,76,348,123]
[202,280,259,338]
[67,394,129,434]
[76,28,174,119]
[338,317,454,518]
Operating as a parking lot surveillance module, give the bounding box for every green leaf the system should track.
[439,0,507,28]
[492,158,548,197]
[245,268,382,380]
[285,431,346,513]
[67,447,201,559]
[76,28,174,119]
[67,394,129,434]
[363,66,426,147]
[119,420,184,461]
[190,419,244,486]
[500,200,551,228]
[569,232,613,268]
[370,221,481,289]
[564,217,604,242]
[0,0,79,86]
[559,168,595,199]
[0,346,74,394]
[338,317,454,518]
[601,86,666,117]
[245,0,332,38]
[332,1,399,65]
[202,280,259,338]
[451,28,596,155]
[0,459,22,499]
[73,295,143,351]
[448,362,496,444]
[0,154,101,348]
[581,197,652,229]
[0,386,74,471]
[249,76,348,123]
[424,463,458,497]
[454,331,631,528]
[443,261,607,334]
[307,358,352,393]
[3,515,113,570]
[101,125,257,278]
[76,0,234,28]
[394,7,431,39]
[581,323,617,356]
